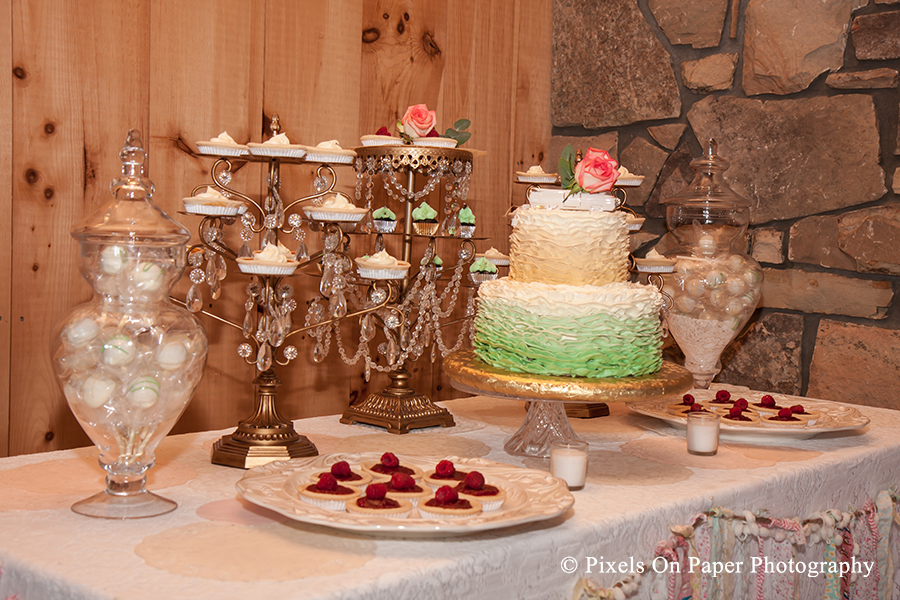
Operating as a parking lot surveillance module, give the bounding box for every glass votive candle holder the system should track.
[686,411,720,456]
[550,440,589,490]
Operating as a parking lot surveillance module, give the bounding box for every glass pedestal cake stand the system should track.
[444,349,693,457]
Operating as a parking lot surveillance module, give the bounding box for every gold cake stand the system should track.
[444,349,693,457]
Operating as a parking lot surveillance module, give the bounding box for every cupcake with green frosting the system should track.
[412,201,439,236]
[458,205,476,238]
[372,206,397,233]
[468,256,498,284]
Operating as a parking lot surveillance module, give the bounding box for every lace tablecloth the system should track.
[2,389,900,600]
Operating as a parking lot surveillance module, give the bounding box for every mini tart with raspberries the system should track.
[312,460,372,487]
[299,473,362,511]
[668,393,699,416]
[418,485,483,519]
[751,394,789,414]
[762,407,811,427]
[423,459,469,490]
[383,472,431,507]
[453,471,506,512]
[720,406,761,426]
[346,483,412,518]
[707,389,735,407]
[363,452,424,483]
[788,404,820,424]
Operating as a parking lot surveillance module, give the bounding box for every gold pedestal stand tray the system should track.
[444,349,693,457]
[339,366,455,434]
[211,369,318,469]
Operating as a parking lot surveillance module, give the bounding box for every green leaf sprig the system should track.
[444,119,471,147]
[558,144,584,197]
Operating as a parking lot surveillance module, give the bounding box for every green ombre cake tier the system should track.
[474,279,663,378]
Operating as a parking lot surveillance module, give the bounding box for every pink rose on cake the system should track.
[574,148,620,193]
[400,104,437,137]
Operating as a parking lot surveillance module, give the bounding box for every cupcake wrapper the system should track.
[373,220,398,233]
[484,258,509,267]
[303,209,367,223]
[469,272,498,284]
[182,202,247,216]
[417,507,479,519]
[347,505,412,519]
[237,262,299,276]
[626,221,645,231]
[248,146,307,158]
[357,266,410,280]
[459,225,476,238]
[616,176,645,187]
[635,263,676,273]
[299,494,354,512]
[412,138,457,148]
[361,137,403,147]
[196,144,248,157]
[516,175,559,184]
[468,497,504,512]
[413,222,439,236]
[304,152,356,164]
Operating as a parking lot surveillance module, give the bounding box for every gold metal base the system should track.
[340,367,455,434]
[211,368,318,469]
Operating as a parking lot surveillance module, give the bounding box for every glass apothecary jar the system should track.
[661,139,763,389]
[51,131,208,518]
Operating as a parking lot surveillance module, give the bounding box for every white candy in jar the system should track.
[100,245,128,275]
[134,262,164,292]
[727,254,745,272]
[725,276,747,296]
[65,317,100,347]
[82,375,117,408]
[743,269,762,286]
[675,295,698,313]
[705,270,727,288]
[709,288,729,308]
[156,338,188,370]
[102,334,136,366]
[697,234,717,255]
[724,298,746,316]
[683,277,709,298]
[126,376,160,408]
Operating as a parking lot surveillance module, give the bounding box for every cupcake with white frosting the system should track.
[355,250,411,280]
[236,241,300,275]
[302,140,357,164]
[196,131,249,156]
[247,133,307,158]
[515,165,559,184]
[615,165,645,187]
[182,186,247,216]
[303,192,369,223]
[476,247,509,267]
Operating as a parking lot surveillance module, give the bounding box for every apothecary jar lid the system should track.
[70,129,190,247]
[662,138,751,210]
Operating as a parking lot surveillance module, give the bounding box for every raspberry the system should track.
[715,390,731,402]
[316,473,337,491]
[366,482,387,500]
[435,460,455,477]
[380,452,400,468]
[464,471,485,490]
[729,406,743,417]
[690,403,704,412]
[375,126,390,136]
[435,485,458,503]
[330,461,351,477]
[735,398,748,410]
[682,394,695,405]
[790,405,805,414]
[760,395,776,407]
[777,408,793,418]
[391,472,415,490]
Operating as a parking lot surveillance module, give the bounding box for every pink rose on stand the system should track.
[574,148,619,193]
[400,104,437,137]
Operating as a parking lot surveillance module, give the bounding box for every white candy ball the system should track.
[675,295,698,313]
[697,234,717,255]
[65,317,100,346]
[134,262,164,292]
[709,288,728,308]
[82,375,117,408]
[705,270,727,288]
[725,276,747,296]
[683,277,708,298]
[100,245,128,275]
[724,298,746,316]
[102,335,136,367]
[156,339,188,371]
[127,376,160,408]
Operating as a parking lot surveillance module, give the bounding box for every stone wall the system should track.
[552,0,900,406]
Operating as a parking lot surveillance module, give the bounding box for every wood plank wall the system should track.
[1,0,552,457]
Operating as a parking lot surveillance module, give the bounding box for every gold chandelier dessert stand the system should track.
[340,144,480,434]
[444,349,693,457]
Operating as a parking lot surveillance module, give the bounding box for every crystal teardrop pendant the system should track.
[269,317,286,347]
[186,283,202,312]
[313,342,327,363]
[209,277,222,300]
[242,310,254,339]
[319,266,334,296]
[262,229,277,248]
[361,314,375,341]
[331,291,347,319]
[256,343,273,372]
[215,254,227,280]
[374,235,385,253]
[294,241,309,262]
[205,257,217,284]
[387,335,400,365]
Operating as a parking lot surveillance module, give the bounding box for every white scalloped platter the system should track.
[627,389,870,443]
[236,453,574,538]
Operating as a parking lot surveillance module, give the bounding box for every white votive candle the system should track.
[550,440,589,490]
[686,412,720,456]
